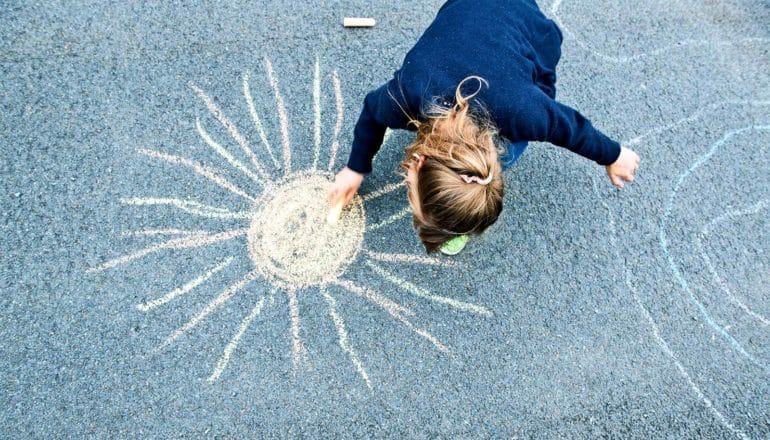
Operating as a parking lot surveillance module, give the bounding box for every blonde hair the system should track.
[399,76,504,253]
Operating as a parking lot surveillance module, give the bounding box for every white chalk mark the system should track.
[367,206,412,232]
[321,287,373,389]
[243,71,281,170]
[590,176,749,440]
[189,82,273,183]
[136,148,257,203]
[365,250,457,268]
[312,57,322,170]
[137,257,234,312]
[88,229,247,273]
[195,118,267,187]
[550,0,770,63]
[159,270,261,349]
[327,70,344,171]
[122,229,211,237]
[362,181,405,202]
[208,295,267,383]
[264,58,292,174]
[333,279,414,317]
[366,260,493,316]
[660,125,770,371]
[120,197,252,220]
[382,128,393,145]
[625,100,770,146]
[698,200,770,326]
[334,280,449,353]
[286,287,305,369]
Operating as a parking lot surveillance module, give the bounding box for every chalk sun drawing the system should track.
[88,57,492,388]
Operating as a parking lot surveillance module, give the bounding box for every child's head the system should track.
[399,76,504,253]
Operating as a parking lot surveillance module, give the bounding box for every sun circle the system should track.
[247,171,365,288]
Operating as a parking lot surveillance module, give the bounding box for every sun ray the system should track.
[242,70,282,170]
[332,279,414,317]
[382,128,393,145]
[362,181,405,202]
[136,148,257,202]
[286,287,306,368]
[121,229,212,237]
[136,257,234,312]
[327,69,344,171]
[264,57,292,174]
[321,287,372,389]
[333,280,449,352]
[195,118,267,186]
[365,261,493,316]
[208,293,269,383]
[312,57,322,170]
[189,82,273,183]
[366,206,412,232]
[120,197,252,219]
[364,250,457,268]
[88,228,247,273]
[159,269,261,349]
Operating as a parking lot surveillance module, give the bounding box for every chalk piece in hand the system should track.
[326,200,345,225]
[343,17,376,28]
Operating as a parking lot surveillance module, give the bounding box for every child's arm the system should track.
[504,86,639,187]
[328,80,413,207]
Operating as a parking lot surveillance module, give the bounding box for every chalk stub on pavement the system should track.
[343,17,376,28]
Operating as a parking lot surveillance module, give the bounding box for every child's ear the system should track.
[416,155,426,170]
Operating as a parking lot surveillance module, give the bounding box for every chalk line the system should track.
[698,200,770,326]
[242,70,281,170]
[195,118,267,187]
[327,70,344,171]
[136,148,257,203]
[365,250,457,268]
[137,257,234,312]
[159,269,261,349]
[550,0,770,63]
[367,206,412,232]
[332,279,414,317]
[121,229,212,237]
[286,287,306,369]
[208,295,267,383]
[321,287,373,389]
[333,280,449,353]
[625,100,770,146]
[88,228,247,273]
[119,197,252,220]
[590,176,749,440]
[382,128,393,146]
[362,181,405,202]
[189,82,272,183]
[313,57,322,170]
[660,125,770,371]
[264,58,292,175]
[365,260,493,316]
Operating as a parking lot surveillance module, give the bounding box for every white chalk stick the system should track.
[343,17,376,28]
[326,200,345,225]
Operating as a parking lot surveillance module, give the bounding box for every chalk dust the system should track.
[247,172,365,288]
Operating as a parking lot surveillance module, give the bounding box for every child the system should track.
[327,0,640,254]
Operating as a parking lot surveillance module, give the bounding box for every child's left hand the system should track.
[605,146,640,188]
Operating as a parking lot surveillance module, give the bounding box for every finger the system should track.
[327,187,339,203]
[610,174,624,188]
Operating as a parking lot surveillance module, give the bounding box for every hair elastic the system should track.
[459,173,493,185]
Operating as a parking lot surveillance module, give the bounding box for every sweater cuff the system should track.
[596,139,622,166]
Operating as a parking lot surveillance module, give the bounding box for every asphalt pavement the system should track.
[2,0,769,437]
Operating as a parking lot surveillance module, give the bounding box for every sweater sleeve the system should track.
[347,81,413,174]
[508,86,621,165]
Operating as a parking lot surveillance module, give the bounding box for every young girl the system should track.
[327,0,640,254]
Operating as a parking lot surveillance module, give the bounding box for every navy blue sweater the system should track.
[347,0,621,174]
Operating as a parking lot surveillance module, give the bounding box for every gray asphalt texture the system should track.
[2,0,769,438]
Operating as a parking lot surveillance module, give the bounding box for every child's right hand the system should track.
[605,146,640,188]
[327,166,365,206]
